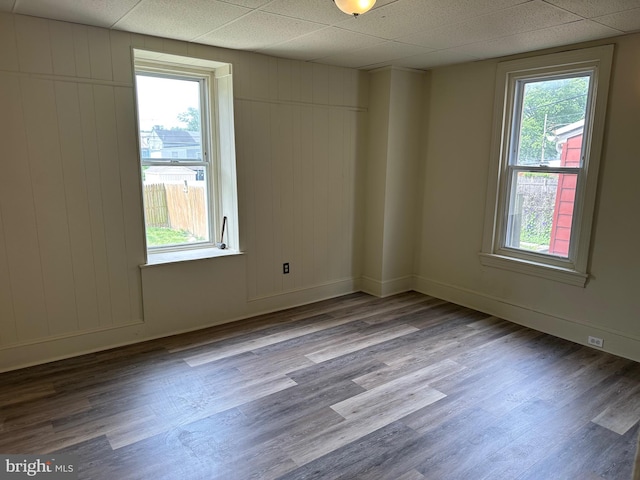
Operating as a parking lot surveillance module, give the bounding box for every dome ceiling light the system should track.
[333,0,376,17]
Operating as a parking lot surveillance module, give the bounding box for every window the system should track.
[133,50,239,262]
[480,46,613,287]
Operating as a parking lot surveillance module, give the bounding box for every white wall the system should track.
[0,12,368,371]
[415,34,640,362]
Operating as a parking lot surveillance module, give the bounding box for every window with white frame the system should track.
[480,46,613,287]
[133,50,239,261]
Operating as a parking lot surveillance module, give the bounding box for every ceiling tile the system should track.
[217,0,272,7]
[544,0,640,18]
[398,0,581,49]
[262,0,351,24]
[593,8,640,32]
[13,0,141,27]
[382,49,479,70]
[454,19,621,59]
[113,0,250,41]
[315,41,433,69]
[258,27,385,61]
[196,11,325,50]
[338,0,531,40]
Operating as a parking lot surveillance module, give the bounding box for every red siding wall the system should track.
[548,134,581,256]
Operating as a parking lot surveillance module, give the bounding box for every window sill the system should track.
[478,252,588,287]
[141,247,242,268]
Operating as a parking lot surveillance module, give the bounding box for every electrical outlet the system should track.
[283,263,290,274]
[588,336,603,348]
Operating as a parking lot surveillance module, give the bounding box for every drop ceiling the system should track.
[2,0,639,70]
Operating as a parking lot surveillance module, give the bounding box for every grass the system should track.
[146,227,192,246]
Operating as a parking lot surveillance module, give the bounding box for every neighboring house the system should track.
[148,128,202,160]
[549,119,584,257]
[144,166,196,184]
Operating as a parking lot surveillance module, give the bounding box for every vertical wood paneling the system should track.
[268,57,278,101]
[270,104,283,292]
[299,106,315,288]
[15,15,53,74]
[291,106,303,290]
[88,26,112,81]
[0,209,18,345]
[277,58,292,103]
[279,105,295,292]
[253,103,275,297]
[93,85,131,325]
[72,25,91,79]
[54,81,100,332]
[20,77,78,336]
[49,20,76,77]
[312,108,330,284]
[110,30,133,84]
[21,78,78,335]
[329,66,345,106]
[0,13,19,72]
[77,84,113,326]
[114,86,144,323]
[313,64,329,105]
[300,63,314,104]
[327,109,345,280]
[0,74,49,341]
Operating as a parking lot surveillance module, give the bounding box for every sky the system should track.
[135,74,200,131]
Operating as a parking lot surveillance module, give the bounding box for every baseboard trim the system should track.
[0,278,360,373]
[413,275,640,362]
[361,275,414,297]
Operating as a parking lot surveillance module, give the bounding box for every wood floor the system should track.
[1,292,639,479]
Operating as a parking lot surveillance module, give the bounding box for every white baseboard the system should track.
[414,275,640,362]
[0,278,360,373]
[361,275,414,297]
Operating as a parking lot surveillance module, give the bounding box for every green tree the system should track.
[517,76,589,164]
[176,107,201,132]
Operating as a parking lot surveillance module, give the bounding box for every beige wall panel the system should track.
[77,84,113,326]
[289,106,303,290]
[269,104,284,292]
[248,102,276,298]
[0,75,48,342]
[277,58,292,103]
[49,20,76,77]
[277,105,296,292]
[0,13,19,72]
[110,30,133,84]
[298,106,315,288]
[312,108,330,284]
[312,63,329,105]
[54,81,101,332]
[162,38,188,56]
[88,26,113,81]
[329,66,345,106]
[327,109,346,281]
[0,210,18,345]
[268,57,279,101]
[72,25,92,79]
[113,87,144,323]
[92,85,132,325]
[249,53,270,101]
[299,62,314,104]
[20,77,79,336]
[15,15,53,74]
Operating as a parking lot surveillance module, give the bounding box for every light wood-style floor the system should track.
[1,292,639,479]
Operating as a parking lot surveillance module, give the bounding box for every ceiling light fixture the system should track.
[333,0,376,17]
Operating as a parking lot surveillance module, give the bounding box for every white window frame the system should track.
[133,50,239,265]
[480,45,613,287]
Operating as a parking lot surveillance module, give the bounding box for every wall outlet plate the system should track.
[588,336,604,348]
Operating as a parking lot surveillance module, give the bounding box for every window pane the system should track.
[506,171,577,258]
[136,75,203,161]
[514,75,590,166]
[142,165,210,247]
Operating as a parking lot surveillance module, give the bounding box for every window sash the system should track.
[135,68,217,252]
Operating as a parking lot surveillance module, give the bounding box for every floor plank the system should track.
[0,292,638,479]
